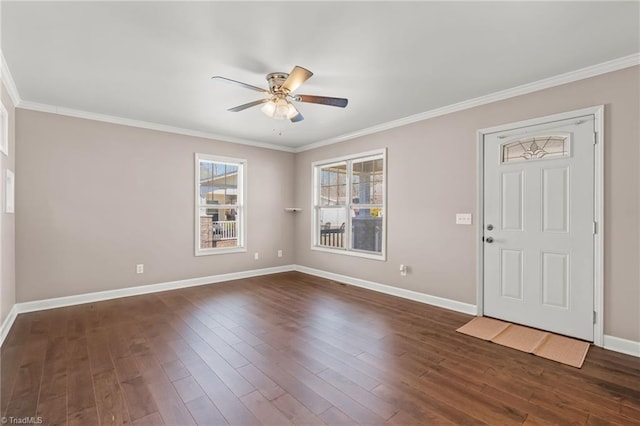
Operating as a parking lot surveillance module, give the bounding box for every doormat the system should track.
[456,317,590,368]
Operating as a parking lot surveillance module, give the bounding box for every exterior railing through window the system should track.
[320,223,346,248]
[213,220,237,240]
[199,218,238,248]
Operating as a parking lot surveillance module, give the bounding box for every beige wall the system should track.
[11,66,640,343]
[1,82,16,325]
[294,66,640,342]
[16,111,296,301]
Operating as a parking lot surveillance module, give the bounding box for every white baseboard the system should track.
[12,265,295,316]
[0,305,19,347]
[603,335,640,358]
[0,265,293,347]
[293,264,478,316]
[4,264,638,359]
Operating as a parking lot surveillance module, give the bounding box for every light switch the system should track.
[456,213,472,225]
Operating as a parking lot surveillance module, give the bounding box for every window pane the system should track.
[320,163,347,205]
[199,161,214,204]
[502,135,569,163]
[318,208,347,249]
[351,208,383,253]
[352,157,383,204]
[204,162,238,205]
[199,207,239,250]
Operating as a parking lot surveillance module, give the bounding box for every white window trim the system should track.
[195,153,247,256]
[310,148,387,261]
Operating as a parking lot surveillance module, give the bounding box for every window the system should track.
[312,149,386,259]
[195,154,246,255]
[502,135,569,163]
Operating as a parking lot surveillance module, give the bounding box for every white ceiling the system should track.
[2,1,639,150]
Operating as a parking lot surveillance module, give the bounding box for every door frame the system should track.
[476,105,604,346]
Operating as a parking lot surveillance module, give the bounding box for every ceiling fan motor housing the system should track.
[266,72,290,94]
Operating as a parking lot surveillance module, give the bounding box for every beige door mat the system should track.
[457,317,590,368]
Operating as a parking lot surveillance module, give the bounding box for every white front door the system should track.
[483,115,595,341]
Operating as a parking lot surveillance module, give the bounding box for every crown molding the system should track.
[17,101,296,153]
[5,51,639,153]
[3,49,292,152]
[296,53,640,153]
[0,50,21,107]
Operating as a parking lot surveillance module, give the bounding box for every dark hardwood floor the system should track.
[1,271,639,425]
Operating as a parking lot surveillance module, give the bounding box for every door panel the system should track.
[500,249,523,299]
[542,167,569,233]
[541,251,569,308]
[483,117,594,341]
[501,171,524,231]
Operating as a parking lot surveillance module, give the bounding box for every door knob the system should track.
[485,237,494,243]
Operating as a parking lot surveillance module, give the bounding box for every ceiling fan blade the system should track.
[288,103,304,123]
[212,76,269,94]
[295,94,348,108]
[281,66,313,93]
[228,98,269,112]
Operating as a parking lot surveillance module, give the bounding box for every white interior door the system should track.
[483,116,595,341]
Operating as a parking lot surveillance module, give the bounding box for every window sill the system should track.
[195,247,247,256]
[310,245,386,261]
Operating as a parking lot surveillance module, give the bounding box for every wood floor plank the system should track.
[161,359,190,382]
[371,382,476,424]
[66,337,98,420]
[184,395,229,426]
[232,341,333,415]
[318,406,360,426]
[113,355,141,383]
[237,364,286,401]
[120,376,159,421]
[134,352,196,426]
[317,368,397,420]
[68,406,99,426]
[272,393,327,426]
[1,344,24,416]
[87,329,115,375]
[93,369,131,425]
[36,394,66,426]
[4,338,48,420]
[38,336,67,402]
[133,411,165,426]
[282,342,380,391]
[183,358,261,425]
[166,316,254,397]
[240,390,293,426]
[3,272,639,425]
[172,376,205,404]
[245,342,385,425]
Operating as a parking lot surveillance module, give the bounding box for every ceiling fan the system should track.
[212,66,348,123]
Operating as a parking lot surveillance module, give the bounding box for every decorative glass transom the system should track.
[502,135,569,163]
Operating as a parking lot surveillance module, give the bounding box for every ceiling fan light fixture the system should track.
[261,100,277,117]
[261,98,297,120]
[285,103,299,120]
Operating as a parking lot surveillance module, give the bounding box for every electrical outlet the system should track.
[456,213,472,225]
[136,264,144,274]
[277,249,283,258]
[254,252,259,260]
[400,264,407,276]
